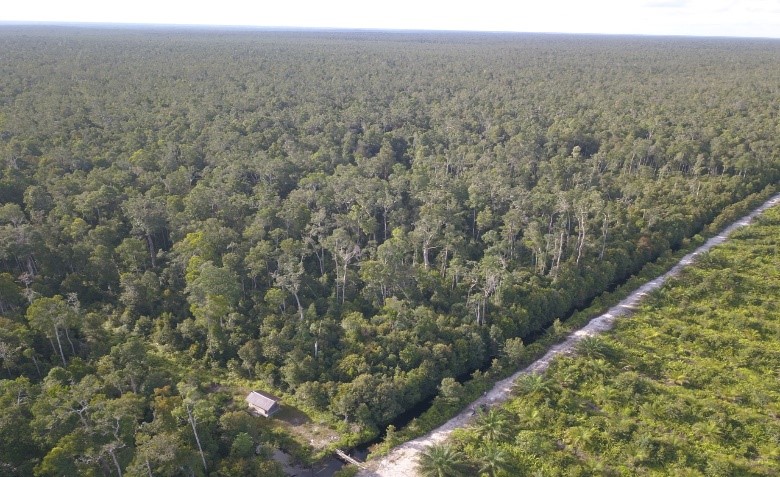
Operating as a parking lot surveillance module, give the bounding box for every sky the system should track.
[2,0,780,39]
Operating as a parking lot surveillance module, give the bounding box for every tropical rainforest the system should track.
[0,26,778,476]
[436,204,780,476]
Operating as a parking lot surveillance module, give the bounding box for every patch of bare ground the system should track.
[232,384,341,450]
[272,405,341,450]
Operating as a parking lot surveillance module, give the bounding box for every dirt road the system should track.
[358,192,780,477]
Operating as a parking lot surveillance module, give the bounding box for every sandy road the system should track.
[358,192,780,477]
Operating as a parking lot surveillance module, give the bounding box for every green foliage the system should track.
[417,443,472,477]
[229,432,254,458]
[333,466,360,477]
[454,207,780,474]
[1,26,779,474]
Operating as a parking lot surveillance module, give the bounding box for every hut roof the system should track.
[245,390,280,412]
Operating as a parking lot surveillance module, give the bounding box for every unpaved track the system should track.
[358,193,780,477]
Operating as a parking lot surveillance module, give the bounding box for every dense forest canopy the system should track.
[0,26,779,476]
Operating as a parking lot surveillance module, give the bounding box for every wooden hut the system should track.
[245,390,281,418]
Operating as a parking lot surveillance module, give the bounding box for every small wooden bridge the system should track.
[335,449,366,469]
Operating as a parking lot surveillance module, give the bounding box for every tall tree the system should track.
[25,296,75,366]
[323,227,361,304]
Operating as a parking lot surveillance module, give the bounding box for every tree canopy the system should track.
[0,26,779,475]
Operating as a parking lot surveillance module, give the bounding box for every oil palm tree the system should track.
[474,408,510,443]
[477,445,512,477]
[417,443,470,477]
[576,336,609,359]
[514,374,557,404]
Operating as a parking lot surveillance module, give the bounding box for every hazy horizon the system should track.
[3,21,780,42]
[3,0,779,39]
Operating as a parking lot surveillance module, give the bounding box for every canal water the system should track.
[275,361,490,476]
[275,448,369,477]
